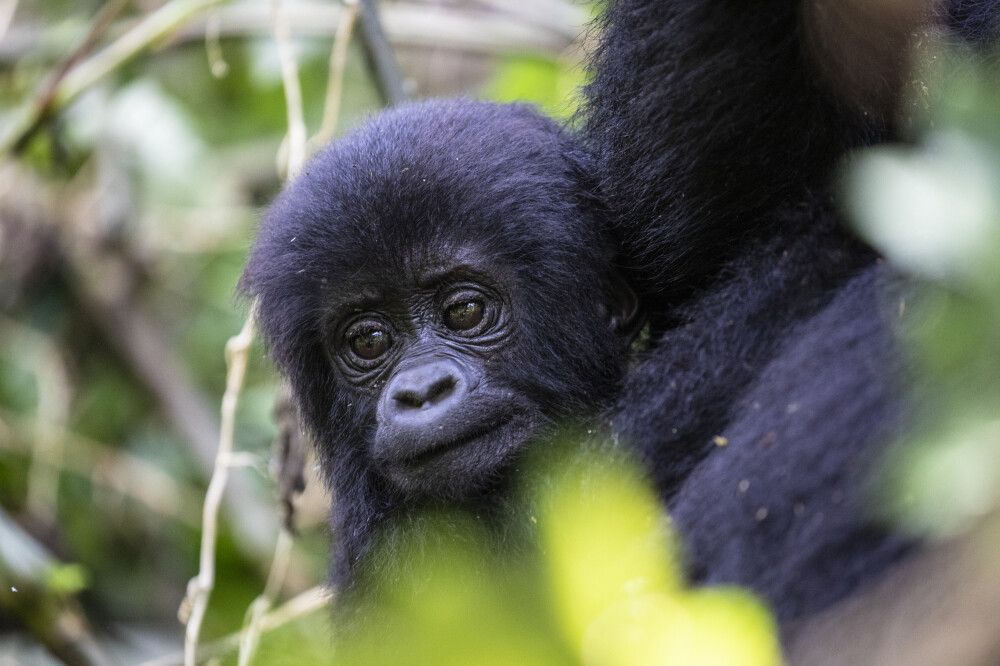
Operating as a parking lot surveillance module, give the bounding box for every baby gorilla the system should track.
[243,99,637,586]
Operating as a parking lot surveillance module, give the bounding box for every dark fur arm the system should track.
[583,0,878,304]
[584,0,997,305]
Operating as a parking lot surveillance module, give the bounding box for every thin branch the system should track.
[0,0,20,42]
[311,0,360,149]
[181,305,257,666]
[142,586,332,666]
[237,528,294,665]
[271,0,307,179]
[356,0,409,105]
[0,0,227,155]
[0,3,584,65]
[204,10,228,78]
[13,0,132,153]
[25,345,72,523]
[231,3,309,661]
[173,0,310,625]
[71,255,278,551]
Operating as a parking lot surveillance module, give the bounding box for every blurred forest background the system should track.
[0,0,999,664]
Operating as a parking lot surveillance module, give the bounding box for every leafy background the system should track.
[0,1,998,664]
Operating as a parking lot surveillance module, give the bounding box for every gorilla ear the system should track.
[607,269,642,342]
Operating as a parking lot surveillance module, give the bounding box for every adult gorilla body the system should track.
[588,0,999,625]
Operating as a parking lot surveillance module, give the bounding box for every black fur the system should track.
[586,0,997,628]
[945,0,1000,42]
[669,265,911,623]
[582,0,883,313]
[243,99,633,588]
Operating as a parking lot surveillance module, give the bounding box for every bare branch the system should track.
[181,306,257,666]
[231,4,311,660]
[237,528,294,665]
[8,0,132,155]
[271,0,307,178]
[356,0,409,105]
[1,2,585,65]
[141,586,332,666]
[311,0,360,149]
[0,0,228,155]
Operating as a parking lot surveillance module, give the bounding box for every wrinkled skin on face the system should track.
[242,99,638,586]
[328,246,543,498]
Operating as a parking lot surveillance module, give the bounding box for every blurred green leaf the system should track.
[847,44,1000,537]
[322,444,780,666]
[44,563,88,596]
[846,131,1000,285]
[538,450,681,647]
[487,54,587,120]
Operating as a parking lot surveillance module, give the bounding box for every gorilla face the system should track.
[324,248,543,497]
[244,99,638,504]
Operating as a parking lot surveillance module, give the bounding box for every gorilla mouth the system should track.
[395,417,514,470]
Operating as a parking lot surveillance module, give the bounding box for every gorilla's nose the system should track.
[382,360,468,427]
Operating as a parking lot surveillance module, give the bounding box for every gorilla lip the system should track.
[393,417,514,470]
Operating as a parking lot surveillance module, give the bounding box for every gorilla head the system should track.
[243,100,637,541]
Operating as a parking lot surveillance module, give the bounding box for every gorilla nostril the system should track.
[392,388,423,410]
[425,375,456,404]
[392,370,459,410]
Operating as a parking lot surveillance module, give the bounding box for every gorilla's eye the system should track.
[444,299,485,331]
[349,327,391,360]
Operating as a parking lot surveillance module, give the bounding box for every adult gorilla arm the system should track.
[584,0,885,307]
[585,0,995,307]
